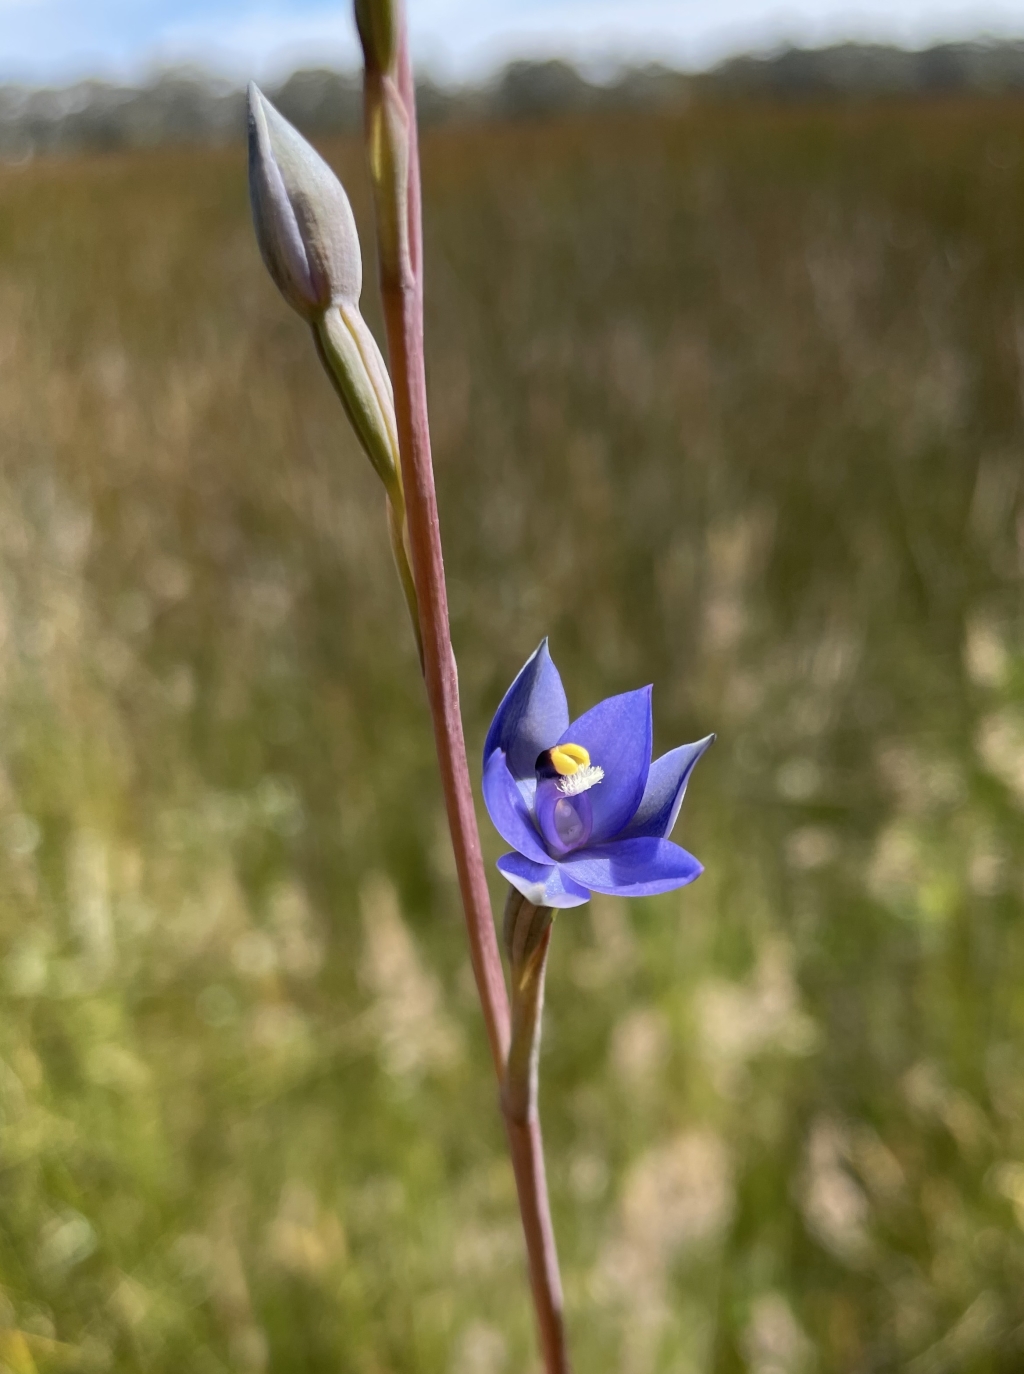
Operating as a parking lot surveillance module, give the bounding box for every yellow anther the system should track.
[549,743,591,776]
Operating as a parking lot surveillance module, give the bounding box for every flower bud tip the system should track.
[247,83,362,320]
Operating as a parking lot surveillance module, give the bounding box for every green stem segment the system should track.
[385,492,423,668]
[500,888,569,1372]
[502,889,554,1122]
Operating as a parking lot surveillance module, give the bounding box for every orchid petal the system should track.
[496,853,592,909]
[560,837,702,897]
[482,750,550,866]
[483,639,569,781]
[560,686,652,843]
[620,735,715,840]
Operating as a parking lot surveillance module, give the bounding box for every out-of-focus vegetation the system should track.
[0,61,687,159]
[0,95,1023,1373]
[7,42,1024,157]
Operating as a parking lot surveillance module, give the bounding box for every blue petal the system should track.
[496,853,592,909]
[559,687,652,843]
[620,735,715,840]
[483,640,569,781]
[560,837,703,897]
[482,750,551,866]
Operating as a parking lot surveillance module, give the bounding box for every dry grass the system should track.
[0,99,1022,1371]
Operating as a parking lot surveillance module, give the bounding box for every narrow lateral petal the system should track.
[560,687,652,843]
[482,750,550,866]
[496,853,592,909]
[561,836,702,897]
[620,734,715,840]
[483,639,569,781]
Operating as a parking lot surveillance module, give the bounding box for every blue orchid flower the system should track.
[483,641,714,909]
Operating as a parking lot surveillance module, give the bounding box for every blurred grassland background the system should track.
[0,94,1024,1373]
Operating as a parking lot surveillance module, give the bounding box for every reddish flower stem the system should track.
[364,13,571,1370]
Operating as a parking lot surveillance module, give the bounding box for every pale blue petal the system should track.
[497,853,592,909]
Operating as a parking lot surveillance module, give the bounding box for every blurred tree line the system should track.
[4,40,1024,159]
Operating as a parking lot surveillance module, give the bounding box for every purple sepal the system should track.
[483,639,569,781]
[560,837,703,897]
[620,734,715,840]
[481,750,550,865]
[559,687,652,844]
[497,853,592,909]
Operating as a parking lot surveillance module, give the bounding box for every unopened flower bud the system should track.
[247,83,361,320]
[355,0,397,75]
[246,83,420,650]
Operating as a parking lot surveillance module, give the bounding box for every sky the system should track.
[1,0,1023,86]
